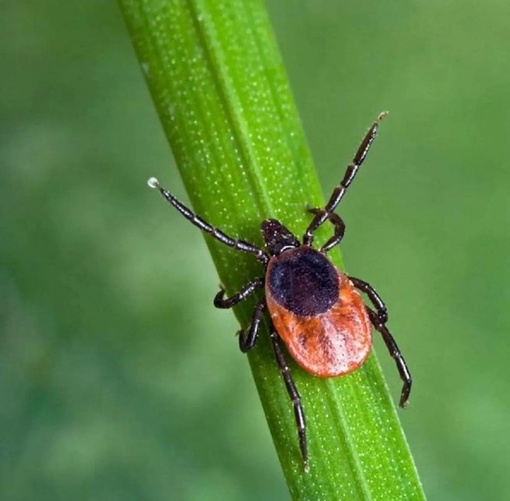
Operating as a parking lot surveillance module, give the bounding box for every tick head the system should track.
[261,219,300,256]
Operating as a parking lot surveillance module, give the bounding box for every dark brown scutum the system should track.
[267,247,340,316]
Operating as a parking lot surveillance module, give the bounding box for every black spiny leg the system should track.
[213,280,266,353]
[303,112,388,246]
[214,278,264,309]
[349,276,388,323]
[148,177,268,265]
[366,307,412,408]
[270,330,309,472]
[238,299,266,353]
[307,208,346,253]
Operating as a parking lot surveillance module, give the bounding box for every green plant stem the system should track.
[119,1,426,499]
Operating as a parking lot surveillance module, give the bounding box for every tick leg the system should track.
[366,307,412,408]
[349,276,388,323]
[214,277,264,309]
[148,178,268,265]
[303,112,387,246]
[238,298,266,353]
[270,330,309,472]
[307,208,346,253]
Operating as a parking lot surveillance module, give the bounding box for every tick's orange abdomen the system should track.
[265,247,372,376]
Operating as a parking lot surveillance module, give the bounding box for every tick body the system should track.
[148,112,412,472]
[265,246,372,377]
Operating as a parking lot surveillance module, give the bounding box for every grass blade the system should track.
[119,1,426,498]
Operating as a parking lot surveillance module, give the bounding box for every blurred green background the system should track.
[2,1,510,499]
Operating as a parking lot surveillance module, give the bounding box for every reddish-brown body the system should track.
[265,249,372,377]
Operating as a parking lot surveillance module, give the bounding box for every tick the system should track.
[148,112,411,472]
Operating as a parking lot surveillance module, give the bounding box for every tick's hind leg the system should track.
[350,276,411,406]
[270,330,309,472]
[366,307,412,408]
